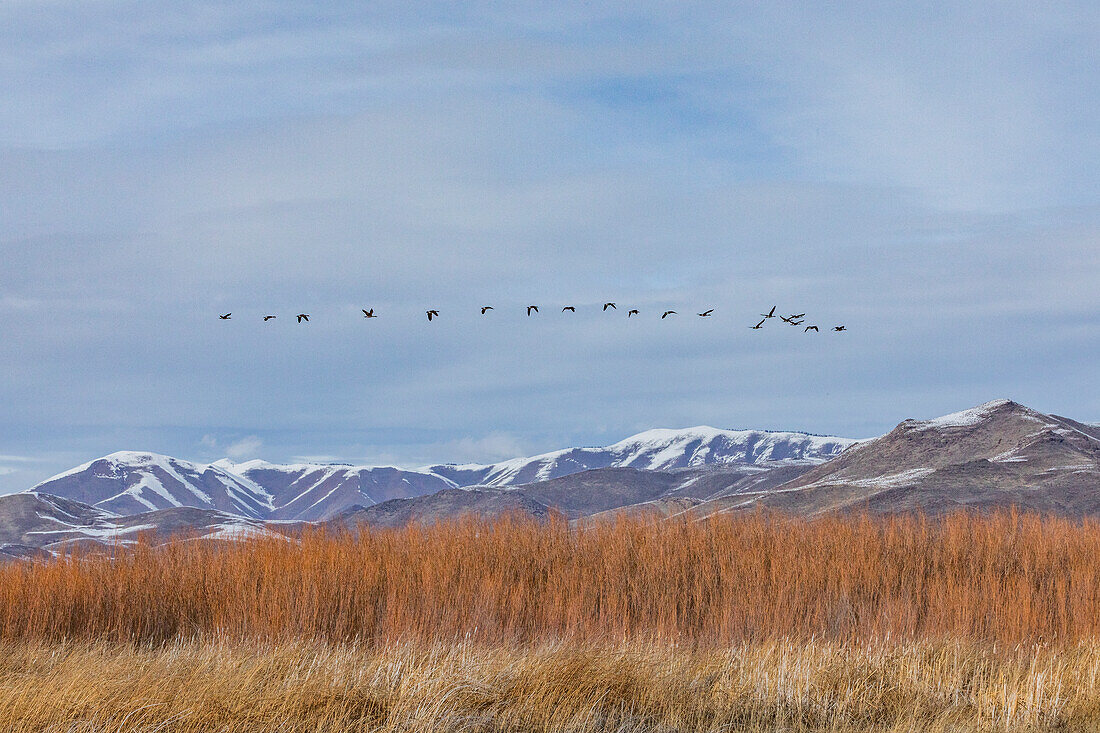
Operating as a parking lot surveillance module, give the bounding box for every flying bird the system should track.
[834,325,846,331]
[661,311,676,319]
[527,305,539,316]
[296,314,309,323]
[788,313,805,319]
[426,310,439,322]
[263,315,276,321]
[603,303,616,311]
[219,313,231,320]
[627,309,639,317]
[562,306,575,312]
[480,306,493,314]
[804,325,819,332]
[780,315,801,325]
[698,309,714,317]
[750,318,766,329]
[761,306,776,319]
[362,309,377,318]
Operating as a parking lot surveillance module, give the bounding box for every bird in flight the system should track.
[603,303,616,311]
[263,315,276,321]
[527,305,539,316]
[698,309,714,317]
[480,306,493,315]
[219,313,231,320]
[761,306,776,319]
[788,313,805,319]
[562,306,575,312]
[296,314,309,323]
[628,309,639,317]
[834,325,846,331]
[780,315,802,325]
[661,311,676,319]
[362,309,377,318]
[426,310,439,322]
[804,325,819,332]
[750,318,766,329]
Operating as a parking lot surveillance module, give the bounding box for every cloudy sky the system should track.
[2,1,1097,492]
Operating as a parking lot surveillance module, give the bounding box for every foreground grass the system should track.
[0,638,1094,732]
[7,511,1100,730]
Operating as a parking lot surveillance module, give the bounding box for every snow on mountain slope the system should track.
[698,399,1100,518]
[26,426,858,522]
[428,426,858,487]
[212,460,456,521]
[907,399,1040,431]
[29,452,457,522]
[29,452,274,519]
[18,404,1100,535]
[0,491,287,556]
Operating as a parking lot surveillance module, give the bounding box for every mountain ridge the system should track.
[9,399,1100,556]
[690,399,1100,517]
[27,426,857,521]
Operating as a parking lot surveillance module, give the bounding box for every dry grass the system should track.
[2,510,1100,646]
[5,511,1100,730]
[1,638,1098,732]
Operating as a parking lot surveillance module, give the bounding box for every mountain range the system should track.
[5,400,1100,558]
[26,426,854,521]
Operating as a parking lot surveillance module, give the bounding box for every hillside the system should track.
[694,399,1100,517]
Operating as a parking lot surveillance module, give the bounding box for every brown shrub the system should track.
[2,510,1098,646]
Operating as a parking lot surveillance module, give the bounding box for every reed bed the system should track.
[1,510,1099,646]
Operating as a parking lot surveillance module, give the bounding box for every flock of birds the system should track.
[218,304,846,331]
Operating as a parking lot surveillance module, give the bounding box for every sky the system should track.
[1,1,1098,493]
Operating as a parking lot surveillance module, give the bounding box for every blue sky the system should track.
[1,1,1098,492]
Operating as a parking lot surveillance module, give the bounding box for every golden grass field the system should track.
[4,511,1100,731]
[3,638,1098,732]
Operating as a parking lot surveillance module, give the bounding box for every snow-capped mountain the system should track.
[210,460,457,521]
[27,426,858,521]
[29,452,275,518]
[13,401,1100,551]
[27,452,455,522]
[698,399,1100,517]
[427,426,858,487]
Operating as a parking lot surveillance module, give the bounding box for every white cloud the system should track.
[444,433,530,464]
[719,3,1100,211]
[224,436,263,460]
[0,454,39,463]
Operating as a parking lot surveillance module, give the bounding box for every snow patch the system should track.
[203,524,288,542]
[26,523,157,539]
[805,467,936,490]
[909,400,1017,430]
